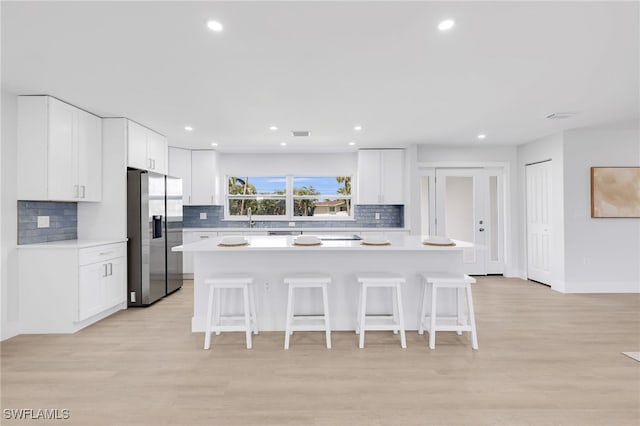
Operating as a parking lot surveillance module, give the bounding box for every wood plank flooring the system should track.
[1,277,639,425]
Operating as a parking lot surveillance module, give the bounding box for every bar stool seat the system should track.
[418,272,478,350]
[284,273,332,349]
[203,274,258,350]
[355,272,406,349]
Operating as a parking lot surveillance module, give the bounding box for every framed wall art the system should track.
[590,167,640,218]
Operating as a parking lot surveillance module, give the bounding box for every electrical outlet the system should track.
[288,222,295,227]
[375,212,380,220]
[264,282,270,292]
[37,216,50,228]
[199,212,207,220]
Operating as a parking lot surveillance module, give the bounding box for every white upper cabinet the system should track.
[18,96,102,202]
[168,147,192,205]
[127,120,168,175]
[191,150,220,205]
[356,149,405,204]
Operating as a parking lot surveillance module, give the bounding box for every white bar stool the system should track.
[418,272,478,350]
[355,272,406,349]
[283,273,332,350]
[203,274,258,350]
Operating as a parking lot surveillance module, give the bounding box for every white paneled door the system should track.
[526,161,552,285]
[433,168,504,276]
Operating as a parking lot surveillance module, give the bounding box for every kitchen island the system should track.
[175,235,472,332]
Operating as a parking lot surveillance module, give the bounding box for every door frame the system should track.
[418,161,511,275]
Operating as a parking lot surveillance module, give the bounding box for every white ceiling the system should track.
[2,1,638,152]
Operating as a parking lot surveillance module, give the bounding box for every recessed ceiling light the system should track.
[438,19,455,31]
[280,142,287,146]
[477,134,487,140]
[269,125,278,131]
[184,126,193,132]
[211,142,218,147]
[354,125,362,131]
[207,20,223,32]
[348,141,356,146]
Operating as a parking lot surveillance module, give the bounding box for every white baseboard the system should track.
[563,280,640,294]
[1,321,20,341]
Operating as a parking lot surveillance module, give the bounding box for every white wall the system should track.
[1,90,20,340]
[219,152,357,177]
[416,144,519,277]
[517,133,566,291]
[562,120,640,292]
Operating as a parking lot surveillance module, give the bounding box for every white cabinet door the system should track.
[77,110,102,201]
[356,150,381,204]
[169,147,192,204]
[78,262,105,321]
[380,149,404,204]
[182,231,217,274]
[104,256,126,309]
[127,121,148,170]
[191,150,218,205]
[357,149,404,204]
[147,131,168,174]
[47,98,76,200]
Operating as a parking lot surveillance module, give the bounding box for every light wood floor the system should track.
[1,277,639,426]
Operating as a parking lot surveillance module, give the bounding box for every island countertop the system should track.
[174,235,471,252]
[181,235,472,332]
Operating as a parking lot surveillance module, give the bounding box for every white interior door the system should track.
[526,161,552,285]
[435,169,488,275]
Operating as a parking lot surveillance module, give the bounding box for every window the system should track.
[226,175,352,220]
[227,176,286,217]
[293,176,351,218]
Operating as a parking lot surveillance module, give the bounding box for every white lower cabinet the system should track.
[78,251,125,321]
[18,242,127,333]
[183,231,217,275]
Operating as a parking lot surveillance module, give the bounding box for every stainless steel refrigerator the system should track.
[127,169,167,306]
[165,175,183,295]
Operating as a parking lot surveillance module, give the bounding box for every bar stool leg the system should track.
[466,284,479,350]
[359,284,367,349]
[456,287,463,336]
[322,283,331,349]
[395,283,407,349]
[392,286,399,334]
[284,284,294,350]
[429,284,438,350]
[204,285,215,350]
[355,283,362,335]
[214,288,222,336]
[418,278,428,335]
[249,284,259,335]
[242,284,252,349]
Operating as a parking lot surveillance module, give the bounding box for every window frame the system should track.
[224,174,354,221]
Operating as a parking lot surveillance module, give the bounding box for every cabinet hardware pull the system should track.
[108,263,113,276]
[80,185,86,198]
[103,264,109,277]
[73,185,79,198]
[199,236,209,239]
[99,251,113,256]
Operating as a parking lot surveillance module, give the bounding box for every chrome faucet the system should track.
[247,207,255,228]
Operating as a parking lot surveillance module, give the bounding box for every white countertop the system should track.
[17,239,127,249]
[183,227,411,232]
[174,235,469,252]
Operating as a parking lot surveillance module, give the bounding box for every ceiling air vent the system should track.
[546,112,576,119]
[291,130,311,137]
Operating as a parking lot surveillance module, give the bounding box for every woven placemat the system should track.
[361,241,391,246]
[422,242,456,247]
[218,242,249,247]
[293,242,322,246]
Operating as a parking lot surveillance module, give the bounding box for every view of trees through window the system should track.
[227,176,352,218]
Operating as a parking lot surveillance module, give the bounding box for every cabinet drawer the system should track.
[79,243,125,266]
